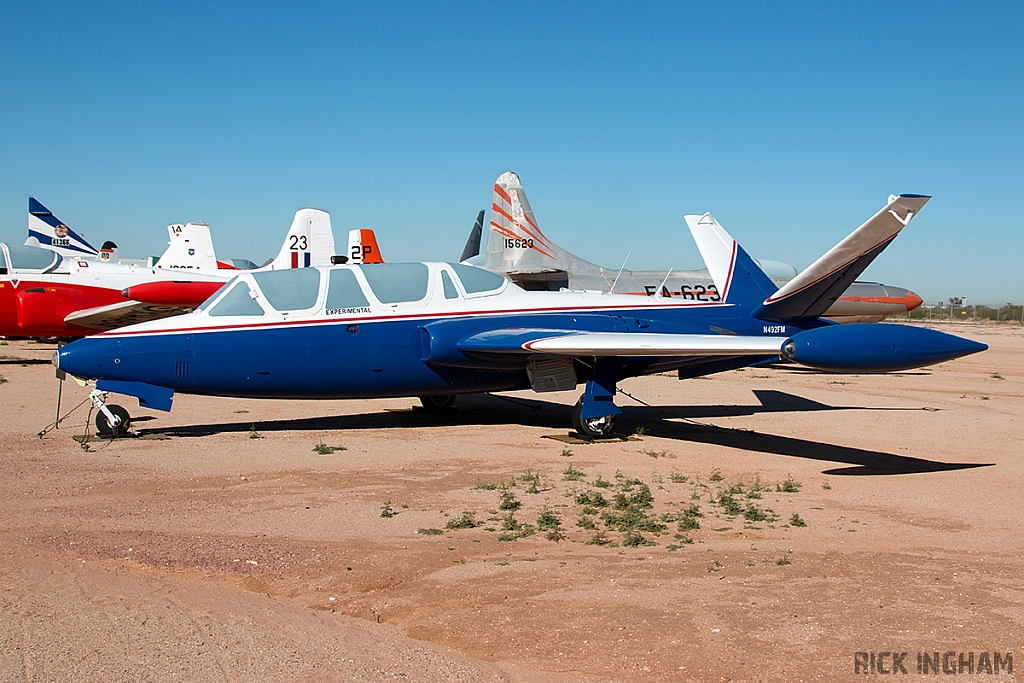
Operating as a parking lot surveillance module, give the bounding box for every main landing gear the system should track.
[572,359,622,439]
[418,394,457,413]
[89,389,132,437]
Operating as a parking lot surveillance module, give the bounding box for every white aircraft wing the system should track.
[456,329,785,358]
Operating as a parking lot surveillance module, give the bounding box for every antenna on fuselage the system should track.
[654,268,673,297]
[609,250,631,294]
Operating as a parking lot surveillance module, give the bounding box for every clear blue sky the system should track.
[2,2,1021,304]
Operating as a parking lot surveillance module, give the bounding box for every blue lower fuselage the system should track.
[57,305,784,400]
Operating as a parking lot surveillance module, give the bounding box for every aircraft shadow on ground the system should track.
[137,390,990,476]
[0,358,52,365]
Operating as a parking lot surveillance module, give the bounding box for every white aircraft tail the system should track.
[264,208,336,270]
[25,198,99,259]
[684,212,778,306]
[154,222,220,270]
[484,172,603,276]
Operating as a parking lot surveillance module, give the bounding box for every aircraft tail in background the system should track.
[264,208,336,270]
[459,210,485,263]
[485,171,605,277]
[25,198,99,259]
[346,228,384,264]
[153,222,220,270]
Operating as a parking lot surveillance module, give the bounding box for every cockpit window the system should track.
[195,280,233,312]
[441,270,459,299]
[251,268,321,311]
[448,263,506,294]
[6,245,60,271]
[0,246,7,274]
[326,268,370,309]
[208,282,265,317]
[360,263,429,304]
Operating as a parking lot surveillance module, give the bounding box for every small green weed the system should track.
[473,482,498,490]
[709,468,723,482]
[777,476,802,493]
[563,464,585,481]
[717,492,741,515]
[536,508,561,531]
[622,530,655,547]
[644,450,668,459]
[313,443,346,455]
[992,373,1005,380]
[499,490,521,511]
[445,511,479,530]
[560,447,573,457]
[575,490,608,507]
[821,481,832,490]
[380,501,394,518]
[789,513,807,527]
[585,532,612,546]
[669,471,688,483]
[634,425,647,436]
[249,424,262,439]
[777,556,792,566]
[744,504,767,522]
[593,475,612,488]
[577,515,596,530]
[417,528,443,536]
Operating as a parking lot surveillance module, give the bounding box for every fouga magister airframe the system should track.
[53,193,986,438]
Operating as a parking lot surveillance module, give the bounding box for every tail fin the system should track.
[684,212,777,306]
[484,171,603,275]
[154,222,219,270]
[264,208,336,270]
[459,210,485,263]
[25,198,99,258]
[753,194,930,322]
[346,228,384,264]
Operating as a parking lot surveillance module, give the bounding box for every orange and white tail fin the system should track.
[346,228,384,264]
[264,208,336,270]
[154,222,219,271]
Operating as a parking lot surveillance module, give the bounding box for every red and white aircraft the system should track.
[1,201,335,338]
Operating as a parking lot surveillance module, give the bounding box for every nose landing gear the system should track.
[89,389,131,437]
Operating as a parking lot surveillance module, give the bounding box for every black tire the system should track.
[418,395,457,413]
[95,404,131,438]
[571,397,616,438]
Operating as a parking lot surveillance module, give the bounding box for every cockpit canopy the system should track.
[0,243,62,274]
[200,262,509,317]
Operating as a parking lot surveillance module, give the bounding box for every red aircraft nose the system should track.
[905,290,924,312]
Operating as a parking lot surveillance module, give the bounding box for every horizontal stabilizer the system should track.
[754,194,930,322]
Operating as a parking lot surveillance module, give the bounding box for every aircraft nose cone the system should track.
[905,290,924,311]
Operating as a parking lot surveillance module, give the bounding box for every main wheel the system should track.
[95,404,131,438]
[418,395,457,413]
[572,398,616,438]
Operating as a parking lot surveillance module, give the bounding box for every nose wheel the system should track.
[89,389,132,437]
[572,397,617,438]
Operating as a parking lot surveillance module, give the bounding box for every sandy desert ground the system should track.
[0,323,1020,682]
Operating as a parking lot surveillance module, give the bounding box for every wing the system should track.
[456,329,785,357]
[64,300,196,331]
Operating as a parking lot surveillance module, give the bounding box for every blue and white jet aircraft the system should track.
[53,194,986,438]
